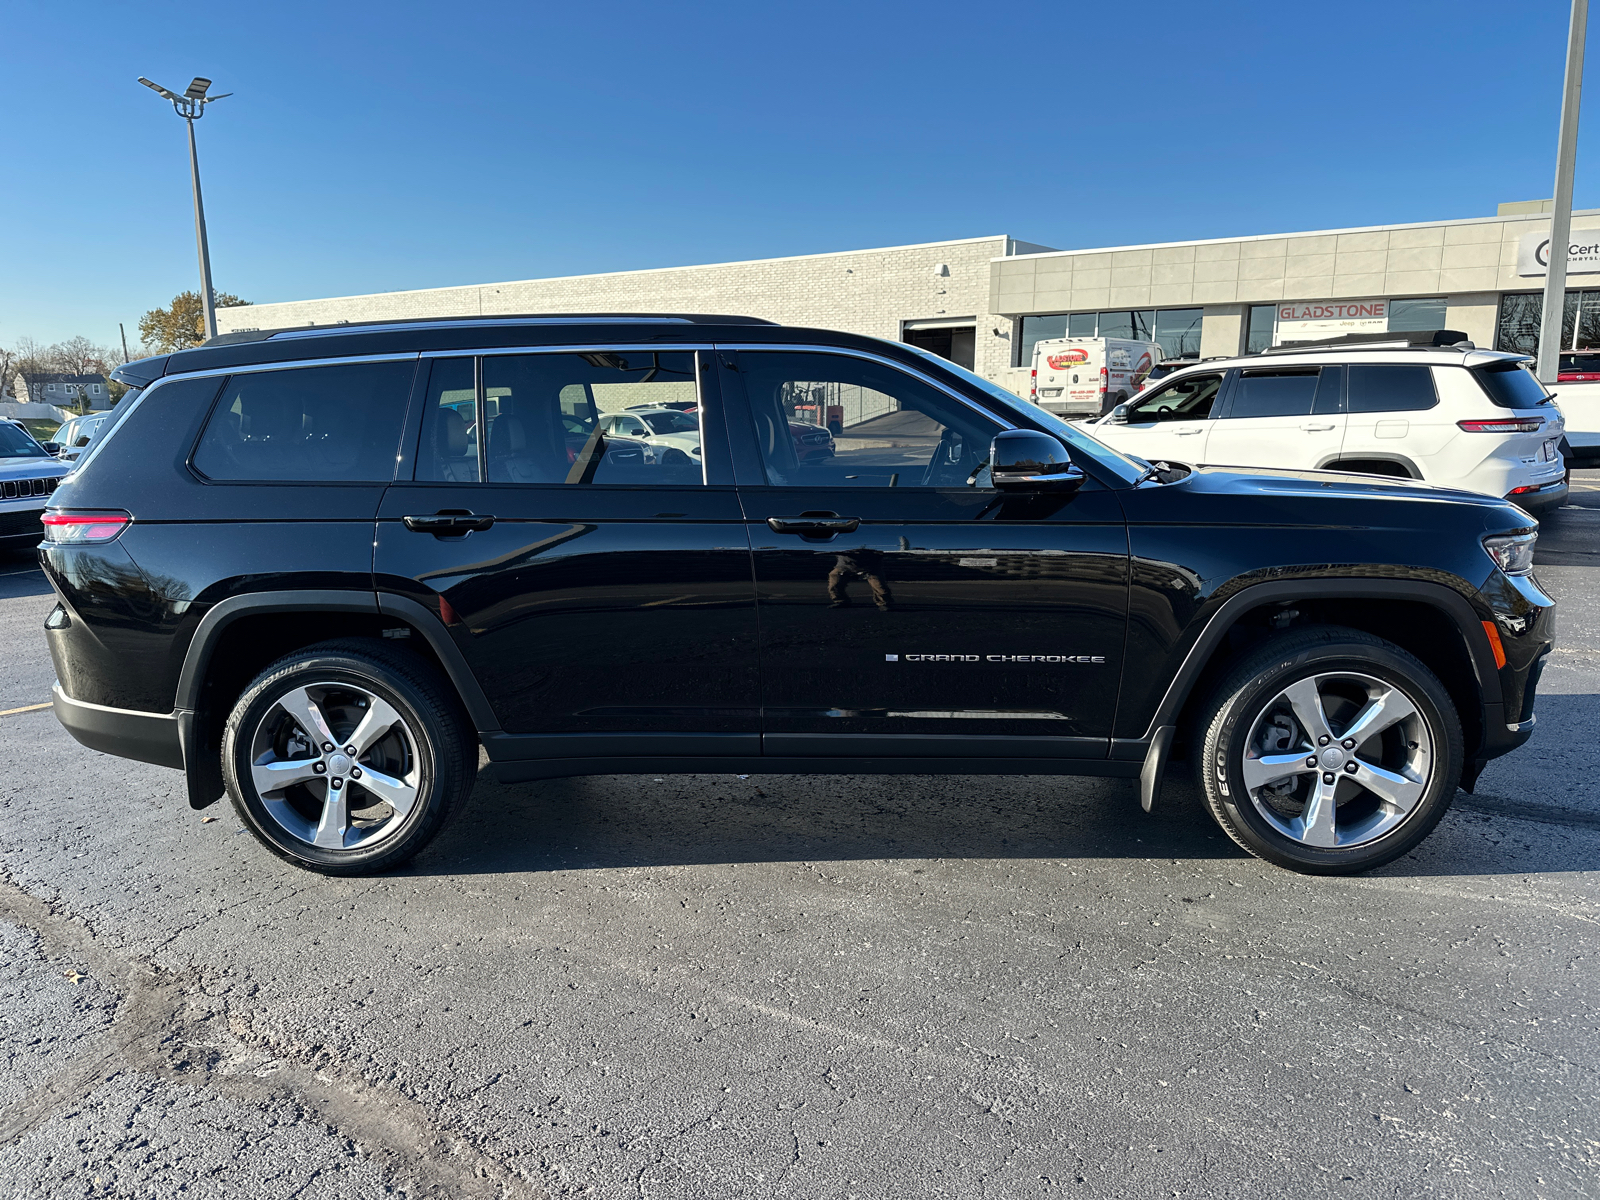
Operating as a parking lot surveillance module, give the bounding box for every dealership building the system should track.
[219,199,1600,397]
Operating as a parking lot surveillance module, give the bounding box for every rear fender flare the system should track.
[176,589,500,732]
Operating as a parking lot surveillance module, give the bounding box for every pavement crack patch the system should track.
[0,873,547,1200]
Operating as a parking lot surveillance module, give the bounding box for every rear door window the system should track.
[1347,365,1438,413]
[193,360,416,482]
[416,351,705,486]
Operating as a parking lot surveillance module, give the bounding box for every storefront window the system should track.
[1244,304,1276,355]
[1016,315,1070,366]
[1020,307,1203,365]
[1096,310,1155,341]
[1495,292,1585,357]
[1153,308,1203,360]
[1388,297,1449,331]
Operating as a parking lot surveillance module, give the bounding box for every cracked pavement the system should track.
[0,479,1595,1198]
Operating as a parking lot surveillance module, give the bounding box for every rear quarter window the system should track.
[1347,364,1438,414]
[1473,361,1552,410]
[193,360,416,482]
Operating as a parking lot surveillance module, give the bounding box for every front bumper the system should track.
[52,683,184,770]
[0,504,45,548]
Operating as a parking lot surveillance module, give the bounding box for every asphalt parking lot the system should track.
[0,481,1595,1200]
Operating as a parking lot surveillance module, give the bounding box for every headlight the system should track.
[1483,531,1536,576]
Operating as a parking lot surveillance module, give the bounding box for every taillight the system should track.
[1457,417,1544,433]
[1099,366,1108,394]
[1030,368,1037,400]
[40,511,130,544]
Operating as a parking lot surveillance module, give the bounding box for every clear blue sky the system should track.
[3,0,1594,349]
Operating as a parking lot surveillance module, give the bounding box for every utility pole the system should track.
[118,323,131,364]
[1538,0,1589,382]
[137,75,232,343]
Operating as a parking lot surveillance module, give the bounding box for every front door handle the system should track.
[767,514,861,536]
[1300,422,1336,432]
[403,512,496,534]
[1173,426,1206,435]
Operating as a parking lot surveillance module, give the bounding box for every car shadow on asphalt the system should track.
[415,769,1243,876]
[404,745,1600,880]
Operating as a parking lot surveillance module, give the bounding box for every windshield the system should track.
[897,344,1146,484]
[642,411,698,434]
[0,423,47,458]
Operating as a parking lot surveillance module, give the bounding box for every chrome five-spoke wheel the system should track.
[249,681,421,852]
[1241,670,1433,850]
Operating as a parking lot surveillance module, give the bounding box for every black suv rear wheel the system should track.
[1196,625,1463,874]
[222,640,475,875]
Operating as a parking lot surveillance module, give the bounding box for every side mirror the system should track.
[40,441,61,455]
[1104,404,1130,425]
[988,429,1085,493]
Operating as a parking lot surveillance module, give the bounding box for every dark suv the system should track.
[41,315,1553,876]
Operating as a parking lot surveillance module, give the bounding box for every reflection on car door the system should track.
[374,348,760,761]
[1205,365,1344,471]
[1106,372,1224,464]
[722,349,1130,760]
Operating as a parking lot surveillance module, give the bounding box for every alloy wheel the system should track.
[1240,670,1433,850]
[247,681,421,852]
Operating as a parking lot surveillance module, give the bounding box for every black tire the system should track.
[1195,625,1463,875]
[661,448,692,466]
[222,639,476,875]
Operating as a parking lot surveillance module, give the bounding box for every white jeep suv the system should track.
[1080,337,1568,514]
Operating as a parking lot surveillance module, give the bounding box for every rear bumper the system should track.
[1507,477,1568,513]
[52,683,185,770]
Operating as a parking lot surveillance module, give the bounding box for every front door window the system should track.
[738,351,1001,489]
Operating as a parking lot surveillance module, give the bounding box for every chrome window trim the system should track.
[715,343,1020,431]
[268,317,697,340]
[65,352,422,481]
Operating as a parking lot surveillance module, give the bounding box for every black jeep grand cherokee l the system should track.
[41,315,1552,876]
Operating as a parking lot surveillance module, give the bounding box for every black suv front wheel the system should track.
[1197,626,1463,874]
[222,640,476,875]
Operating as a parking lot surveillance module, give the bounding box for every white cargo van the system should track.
[1030,337,1162,416]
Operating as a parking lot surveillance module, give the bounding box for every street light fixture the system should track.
[137,75,232,342]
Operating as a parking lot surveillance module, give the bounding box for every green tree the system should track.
[137,291,251,353]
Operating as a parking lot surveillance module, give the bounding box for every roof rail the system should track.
[205,313,781,346]
[1261,328,1472,354]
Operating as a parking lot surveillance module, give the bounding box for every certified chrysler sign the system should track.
[1517,226,1600,276]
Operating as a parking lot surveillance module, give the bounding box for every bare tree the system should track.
[51,335,113,377]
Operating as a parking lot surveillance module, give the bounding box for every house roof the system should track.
[21,372,109,386]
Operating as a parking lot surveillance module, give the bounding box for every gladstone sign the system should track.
[1275,300,1388,343]
[1517,226,1600,277]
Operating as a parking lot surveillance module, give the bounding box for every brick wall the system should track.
[218,236,1030,381]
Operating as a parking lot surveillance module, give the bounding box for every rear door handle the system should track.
[403,512,496,534]
[767,515,861,535]
[1300,423,1336,431]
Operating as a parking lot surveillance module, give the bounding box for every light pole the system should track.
[137,75,231,342]
[1537,0,1589,383]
